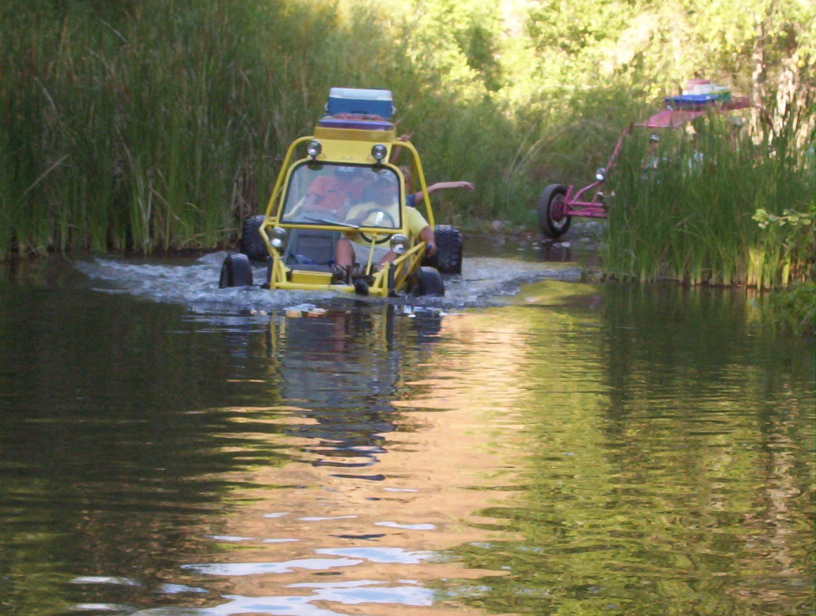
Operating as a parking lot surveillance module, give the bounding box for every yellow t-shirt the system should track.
[342,203,428,245]
[405,207,430,237]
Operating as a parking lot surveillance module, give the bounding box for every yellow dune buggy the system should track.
[219,88,463,297]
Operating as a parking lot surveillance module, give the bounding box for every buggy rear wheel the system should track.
[240,215,268,262]
[219,253,254,288]
[423,225,463,274]
[538,184,571,238]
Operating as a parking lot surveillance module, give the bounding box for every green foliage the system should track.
[603,110,814,288]
[0,0,812,261]
[753,203,816,334]
[765,281,816,336]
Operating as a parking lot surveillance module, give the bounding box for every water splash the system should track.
[74,252,582,313]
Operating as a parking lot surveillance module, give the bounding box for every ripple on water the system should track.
[182,557,363,576]
[316,547,435,564]
[132,581,434,615]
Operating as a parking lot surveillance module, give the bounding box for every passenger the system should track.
[401,165,475,208]
[332,172,436,281]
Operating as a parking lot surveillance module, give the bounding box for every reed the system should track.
[603,108,814,289]
[0,0,597,257]
[0,0,811,267]
[0,1,346,258]
[397,95,521,223]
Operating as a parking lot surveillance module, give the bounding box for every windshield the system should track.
[279,162,402,231]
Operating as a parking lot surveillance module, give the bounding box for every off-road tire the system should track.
[219,253,254,288]
[413,266,445,297]
[422,225,463,274]
[240,215,268,262]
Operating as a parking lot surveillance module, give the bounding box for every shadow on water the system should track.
[0,285,289,612]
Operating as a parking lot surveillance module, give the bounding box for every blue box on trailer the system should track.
[326,88,395,119]
[665,92,731,109]
[665,94,718,108]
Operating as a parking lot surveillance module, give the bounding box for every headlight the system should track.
[595,167,606,182]
[270,227,287,249]
[307,140,322,160]
[389,234,409,254]
[371,143,387,163]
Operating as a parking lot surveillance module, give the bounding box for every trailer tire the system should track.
[538,184,571,238]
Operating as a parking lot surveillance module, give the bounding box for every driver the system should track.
[303,165,365,218]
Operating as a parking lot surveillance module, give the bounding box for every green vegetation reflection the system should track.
[435,285,814,615]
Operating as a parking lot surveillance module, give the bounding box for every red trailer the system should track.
[537,96,754,238]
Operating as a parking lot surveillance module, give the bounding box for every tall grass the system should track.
[0,0,637,259]
[604,108,814,289]
[0,0,365,258]
[1,0,811,267]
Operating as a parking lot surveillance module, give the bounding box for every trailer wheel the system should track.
[538,184,571,238]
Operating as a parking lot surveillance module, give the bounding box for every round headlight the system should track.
[307,140,322,159]
[270,226,287,249]
[389,233,409,254]
[371,143,387,163]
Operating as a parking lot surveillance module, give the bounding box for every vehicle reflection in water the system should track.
[171,303,516,615]
[536,241,572,263]
[265,304,440,476]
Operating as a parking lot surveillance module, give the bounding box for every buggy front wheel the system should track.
[538,184,571,238]
[413,266,445,297]
[219,253,254,288]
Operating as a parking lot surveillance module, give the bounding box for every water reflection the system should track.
[436,283,815,616]
[268,306,446,476]
[0,265,812,616]
[169,304,516,615]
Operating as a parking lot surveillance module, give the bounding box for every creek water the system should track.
[0,240,813,616]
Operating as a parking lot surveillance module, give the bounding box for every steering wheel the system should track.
[358,208,397,244]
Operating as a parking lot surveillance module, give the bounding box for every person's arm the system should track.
[418,225,436,257]
[427,181,475,194]
[409,181,475,207]
[405,207,436,256]
[390,132,413,163]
